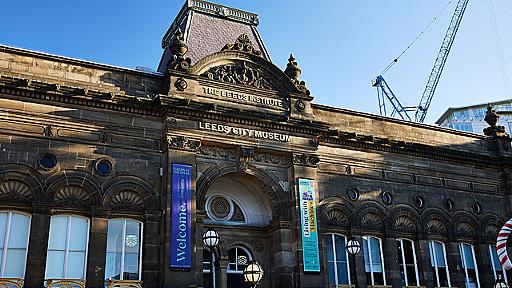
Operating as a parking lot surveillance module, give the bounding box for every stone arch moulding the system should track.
[421,208,452,238]
[45,170,102,208]
[354,202,388,232]
[452,211,479,240]
[479,213,505,243]
[187,50,299,95]
[103,175,158,213]
[0,163,45,203]
[389,205,421,235]
[318,197,354,228]
[196,163,288,220]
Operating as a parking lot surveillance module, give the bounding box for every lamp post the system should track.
[495,274,509,288]
[243,260,264,288]
[202,228,219,288]
[346,238,361,256]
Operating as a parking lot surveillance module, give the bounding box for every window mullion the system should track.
[442,243,451,287]
[345,236,351,286]
[1,212,12,277]
[400,239,408,286]
[121,219,127,280]
[367,237,374,285]
[138,223,143,281]
[379,238,386,286]
[411,240,420,286]
[470,245,480,288]
[431,242,440,287]
[63,216,72,278]
[460,244,469,288]
[332,235,338,285]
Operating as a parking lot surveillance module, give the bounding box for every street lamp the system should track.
[346,239,361,255]
[202,228,219,288]
[495,274,509,288]
[243,260,264,288]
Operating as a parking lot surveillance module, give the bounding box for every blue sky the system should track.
[1,0,511,124]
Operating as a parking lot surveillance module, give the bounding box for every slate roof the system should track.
[157,0,270,73]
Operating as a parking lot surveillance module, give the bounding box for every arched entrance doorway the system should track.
[199,169,280,288]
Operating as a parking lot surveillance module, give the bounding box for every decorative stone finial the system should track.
[284,54,310,95]
[222,34,262,57]
[483,104,508,137]
[168,28,191,71]
[284,54,301,80]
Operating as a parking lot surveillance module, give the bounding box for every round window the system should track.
[347,188,360,201]
[38,153,57,170]
[207,195,233,221]
[473,202,482,214]
[414,195,425,208]
[95,159,113,176]
[381,191,393,205]
[444,199,454,212]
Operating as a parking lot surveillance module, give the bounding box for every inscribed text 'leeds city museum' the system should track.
[0,1,510,288]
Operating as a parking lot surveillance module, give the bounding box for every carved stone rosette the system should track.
[292,153,320,167]
[167,136,201,152]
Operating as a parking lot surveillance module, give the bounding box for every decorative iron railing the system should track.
[45,279,85,288]
[0,278,23,288]
[107,280,143,288]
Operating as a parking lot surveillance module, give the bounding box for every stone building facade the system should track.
[0,1,511,288]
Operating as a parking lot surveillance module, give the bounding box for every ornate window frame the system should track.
[45,214,90,280]
[459,243,480,288]
[429,240,451,287]
[489,244,508,283]
[104,218,143,281]
[396,238,419,287]
[324,233,351,286]
[362,236,386,286]
[0,210,31,278]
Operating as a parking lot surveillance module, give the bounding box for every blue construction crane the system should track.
[374,0,470,123]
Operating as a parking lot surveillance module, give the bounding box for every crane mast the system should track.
[374,0,470,123]
[415,0,470,122]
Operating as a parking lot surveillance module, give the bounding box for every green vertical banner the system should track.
[298,178,320,272]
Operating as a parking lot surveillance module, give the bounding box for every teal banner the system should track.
[298,178,320,272]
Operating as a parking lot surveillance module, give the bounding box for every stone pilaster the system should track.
[446,241,464,288]
[269,220,295,287]
[382,235,401,287]
[24,204,51,288]
[86,213,109,288]
[143,212,162,288]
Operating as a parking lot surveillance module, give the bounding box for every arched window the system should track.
[429,241,450,287]
[459,243,480,288]
[105,219,143,281]
[490,245,508,283]
[0,211,30,278]
[203,248,216,288]
[227,246,252,288]
[396,238,419,287]
[362,236,386,286]
[324,234,351,286]
[45,215,89,280]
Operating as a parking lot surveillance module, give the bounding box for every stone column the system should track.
[143,212,162,288]
[416,239,434,288]
[86,210,109,288]
[24,204,51,288]
[382,234,401,287]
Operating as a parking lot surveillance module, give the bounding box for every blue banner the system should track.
[298,178,320,272]
[170,163,192,268]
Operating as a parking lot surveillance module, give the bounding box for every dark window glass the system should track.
[382,191,392,205]
[39,153,57,169]
[347,188,359,201]
[414,196,424,208]
[96,159,112,176]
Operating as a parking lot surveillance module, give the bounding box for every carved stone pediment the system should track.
[202,61,279,91]
[293,153,320,167]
